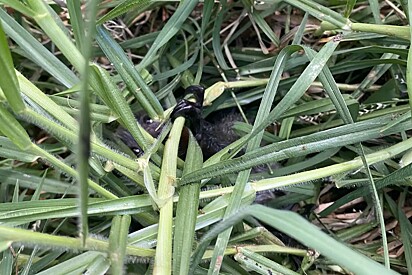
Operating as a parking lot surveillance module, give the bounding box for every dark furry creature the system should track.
[116,85,244,159]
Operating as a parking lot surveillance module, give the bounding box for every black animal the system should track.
[116,85,243,159]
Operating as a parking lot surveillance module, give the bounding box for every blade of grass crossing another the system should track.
[90,65,150,152]
[0,9,78,87]
[281,0,351,30]
[173,133,203,275]
[96,26,163,119]
[224,36,342,156]
[0,105,32,150]
[0,0,34,17]
[189,38,342,180]
[25,0,85,73]
[138,0,199,69]
[197,205,398,275]
[206,36,343,274]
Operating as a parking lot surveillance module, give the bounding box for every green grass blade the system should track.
[0,8,78,87]
[77,0,99,246]
[0,245,12,275]
[407,0,412,115]
[90,64,150,151]
[109,215,131,275]
[0,20,25,113]
[0,225,154,257]
[0,105,31,150]
[66,0,85,51]
[0,1,34,17]
[368,0,382,24]
[398,206,412,274]
[173,133,203,275]
[26,0,85,72]
[235,247,299,275]
[97,0,153,25]
[344,0,357,18]
[197,205,398,275]
[36,252,107,275]
[243,1,280,46]
[138,0,199,69]
[283,0,351,30]
[96,26,163,118]
[154,117,185,274]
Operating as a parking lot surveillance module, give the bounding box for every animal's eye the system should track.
[141,115,153,125]
[133,147,142,155]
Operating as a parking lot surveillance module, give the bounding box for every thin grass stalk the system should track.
[66,0,85,51]
[0,225,154,257]
[154,117,185,275]
[321,21,410,40]
[407,0,412,117]
[242,0,280,46]
[34,252,102,275]
[212,0,231,72]
[368,0,382,24]
[77,0,99,246]
[398,207,412,273]
[96,0,153,25]
[357,144,390,269]
[0,196,153,226]
[234,247,300,275]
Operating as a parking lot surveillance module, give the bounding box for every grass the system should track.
[0,0,411,274]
